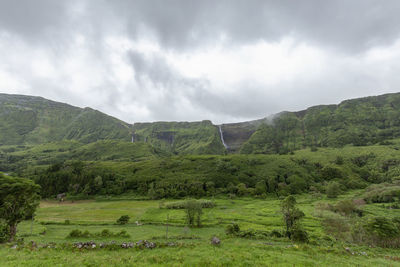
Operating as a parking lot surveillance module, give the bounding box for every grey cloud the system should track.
[0,0,70,40]
[1,0,400,124]
[3,0,400,53]
[104,0,400,53]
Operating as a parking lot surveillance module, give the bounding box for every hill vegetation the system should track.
[0,94,131,145]
[241,93,400,154]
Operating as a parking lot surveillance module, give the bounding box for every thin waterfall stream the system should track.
[218,125,228,149]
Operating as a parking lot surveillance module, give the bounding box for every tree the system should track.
[326,181,341,198]
[116,215,130,225]
[0,174,41,242]
[185,200,203,227]
[281,195,305,239]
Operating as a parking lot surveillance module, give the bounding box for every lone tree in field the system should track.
[281,195,305,239]
[116,215,130,225]
[0,174,41,242]
[185,200,203,227]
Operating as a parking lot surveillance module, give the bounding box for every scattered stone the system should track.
[11,245,18,249]
[29,241,37,248]
[121,242,134,248]
[211,236,221,246]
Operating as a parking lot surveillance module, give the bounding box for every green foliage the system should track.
[281,195,306,241]
[185,200,203,227]
[0,94,131,146]
[116,215,130,225]
[0,221,9,243]
[241,93,400,154]
[0,173,41,241]
[364,217,399,239]
[290,223,309,243]
[165,200,215,209]
[326,181,341,198]
[363,182,400,203]
[225,223,240,235]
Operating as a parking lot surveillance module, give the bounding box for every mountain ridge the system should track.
[2,92,400,155]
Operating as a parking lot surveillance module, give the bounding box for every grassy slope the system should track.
[0,94,131,145]
[0,140,163,173]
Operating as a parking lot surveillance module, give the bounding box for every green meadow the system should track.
[1,194,400,266]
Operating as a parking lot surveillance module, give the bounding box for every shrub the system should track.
[334,156,344,165]
[281,195,305,239]
[321,165,342,180]
[0,222,9,243]
[326,181,341,198]
[67,229,90,238]
[165,200,215,209]
[225,223,240,235]
[290,223,309,243]
[333,200,362,216]
[270,229,283,238]
[185,200,203,227]
[116,215,130,225]
[364,217,400,247]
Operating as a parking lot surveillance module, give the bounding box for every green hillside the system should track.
[0,140,164,173]
[4,92,400,157]
[132,120,226,155]
[0,94,131,145]
[241,92,400,154]
[26,139,400,198]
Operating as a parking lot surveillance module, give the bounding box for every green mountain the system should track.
[241,93,400,154]
[3,92,400,156]
[132,120,226,155]
[0,93,131,145]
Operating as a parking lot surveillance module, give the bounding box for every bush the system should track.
[116,215,130,225]
[334,156,344,165]
[290,223,309,243]
[0,222,9,243]
[326,181,341,198]
[185,200,202,227]
[364,217,400,247]
[270,229,283,238]
[333,200,363,216]
[165,200,215,209]
[225,223,240,235]
[67,229,90,238]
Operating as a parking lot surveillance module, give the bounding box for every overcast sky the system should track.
[1,0,400,124]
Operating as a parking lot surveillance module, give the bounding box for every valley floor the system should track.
[1,195,400,266]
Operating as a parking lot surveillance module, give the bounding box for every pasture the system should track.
[1,194,400,266]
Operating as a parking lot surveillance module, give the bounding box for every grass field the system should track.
[1,194,400,266]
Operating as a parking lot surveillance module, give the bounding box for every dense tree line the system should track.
[241,94,400,154]
[30,151,397,199]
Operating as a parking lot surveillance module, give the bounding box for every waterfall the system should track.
[218,125,228,149]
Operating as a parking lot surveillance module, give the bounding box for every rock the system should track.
[29,241,37,248]
[211,236,221,246]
